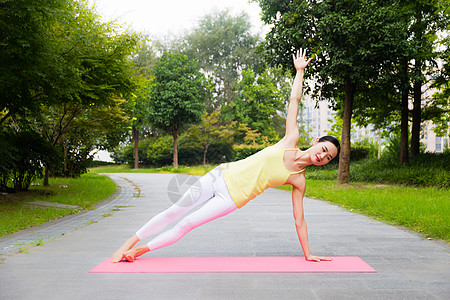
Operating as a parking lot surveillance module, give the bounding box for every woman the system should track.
[112,49,340,263]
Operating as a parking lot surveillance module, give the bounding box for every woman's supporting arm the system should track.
[292,183,331,262]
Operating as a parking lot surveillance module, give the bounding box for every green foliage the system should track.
[429,24,450,136]
[232,144,265,161]
[112,134,234,167]
[0,131,59,192]
[350,156,450,188]
[183,109,236,165]
[146,136,174,166]
[148,52,209,166]
[184,9,261,108]
[203,142,234,164]
[297,125,313,147]
[228,69,286,142]
[352,138,378,160]
[1,0,141,183]
[1,0,140,122]
[381,134,402,160]
[149,52,207,133]
[111,137,171,166]
[0,0,64,120]
[255,0,419,182]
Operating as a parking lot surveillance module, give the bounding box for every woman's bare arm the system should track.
[284,49,313,144]
[291,177,331,262]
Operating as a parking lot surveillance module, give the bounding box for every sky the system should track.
[89,0,267,161]
[89,0,267,37]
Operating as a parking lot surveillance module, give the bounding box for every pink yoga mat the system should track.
[89,256,376,273]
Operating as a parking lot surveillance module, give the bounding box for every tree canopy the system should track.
[0,0,141,189]
[183,9,261,110]
[255,0,431,183]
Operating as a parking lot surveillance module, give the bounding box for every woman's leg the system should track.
[135,169,219,240]
[112,169,221,262]
[123,193,237,261]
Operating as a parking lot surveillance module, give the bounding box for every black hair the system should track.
[318,135,340,159]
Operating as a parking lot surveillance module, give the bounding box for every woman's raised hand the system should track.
[293,48,313,71]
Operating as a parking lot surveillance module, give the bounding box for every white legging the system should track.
[135,167,237,251]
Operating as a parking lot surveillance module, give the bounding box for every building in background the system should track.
[300,95,379,143]
[422,122,449,153]
[300,94,449,153]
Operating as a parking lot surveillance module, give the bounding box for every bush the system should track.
[112,136,235,167]
[349,156,450,188]
[178,146,202,165]
[89,160,116,167]
[232,144,265,161]
[206,142,234,164]
[146,135,174,166]
[0,131,59,192]
[51,143,94,178]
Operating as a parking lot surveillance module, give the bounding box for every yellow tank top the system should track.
[220,146,305,208]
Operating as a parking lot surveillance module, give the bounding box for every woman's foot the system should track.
[111,248,129,263]
[111,235,140,263]
[123,245,150,262]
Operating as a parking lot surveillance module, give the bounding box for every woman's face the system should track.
[308,141,338,166]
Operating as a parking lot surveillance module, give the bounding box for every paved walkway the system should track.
[0,173,449,299]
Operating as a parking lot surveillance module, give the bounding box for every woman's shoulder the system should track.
[287,172,306,191]
[275,135,299,150]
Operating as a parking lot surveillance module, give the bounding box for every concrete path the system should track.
[0,173,448,300]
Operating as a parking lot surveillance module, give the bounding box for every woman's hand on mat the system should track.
[293,48,313,71]
[305,255,332,262]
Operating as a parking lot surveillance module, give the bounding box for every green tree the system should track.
[407,0,449,157]
[128,43,158,169]
[256,0,409,183]
[184,9,261,109]
[347,1,449,162]
[54,98,129,177]
[0,131,58,192]
[228,69,285,142]
[0,0,65,123]
[148,52,208,167]
[184,109,235,165]
[30,0,139,184]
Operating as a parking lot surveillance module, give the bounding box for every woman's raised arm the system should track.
[284,49,313,141]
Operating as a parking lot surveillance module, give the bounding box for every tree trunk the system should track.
[337,77,355,184]
[410,68,422,157]
[64,139,68,176]
[400,60,410,164]
[203,144,209,166]
[44,166,50,186]
[133,126,139,169]
[377,129,381,160]
[172,129,179,168]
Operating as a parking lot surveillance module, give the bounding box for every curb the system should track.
[0,175,136,260]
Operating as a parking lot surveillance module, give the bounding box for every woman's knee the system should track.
[175,218,196,236]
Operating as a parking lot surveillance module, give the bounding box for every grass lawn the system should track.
[0,173,116,237]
